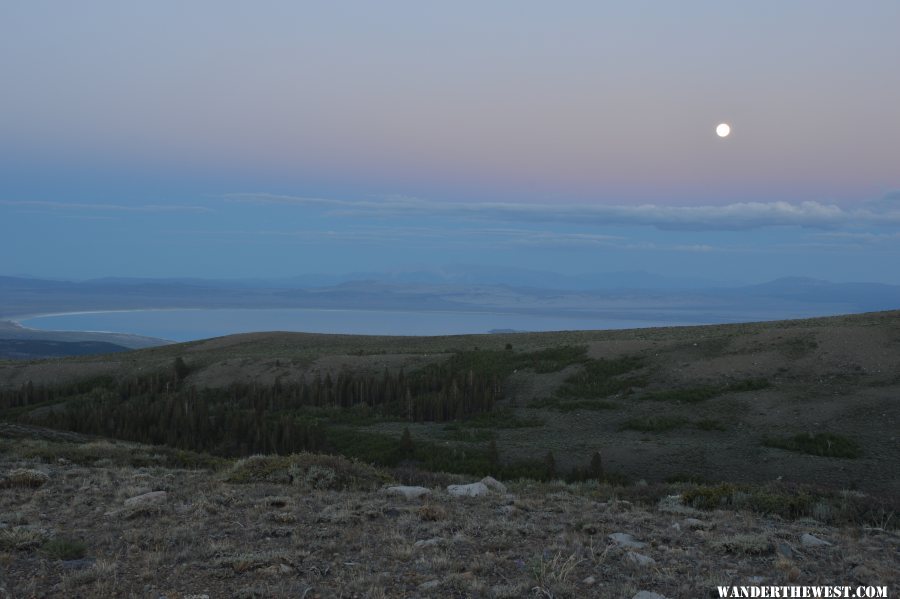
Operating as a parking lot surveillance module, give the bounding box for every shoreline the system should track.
[10,306,704,342]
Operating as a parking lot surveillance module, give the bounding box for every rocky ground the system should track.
[1,439,897,598]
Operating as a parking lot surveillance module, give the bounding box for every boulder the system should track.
[123,491,167,506]
[775,541,793,559]
[681,518,710,530]
[657,494,699,515]
[384,486,431,500]
[626,552,656,567]
[480,476,507,494]
[608,532,647,549]
[633,592,668,599]
[800,533,832,547]
[447,482,489,497]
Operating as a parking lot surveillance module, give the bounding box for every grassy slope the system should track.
[1,309,899,495]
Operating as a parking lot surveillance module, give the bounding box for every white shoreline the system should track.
[10,306,693,340]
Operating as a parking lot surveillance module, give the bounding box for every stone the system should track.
[414,537,444,549]
[626,552,656,567]
[260,563,294,576]
[480,476,507,494]
[775,541,793,559]
[657,494,699,515]
[583,575,596,585]
[60,558,95,570]
[681,518,709,530]
[850,565,874,583]
[608,532,647,549]
[419,580,441,591]
[633,592,668,599]
[447,482,489,497]
[124,491,167,506]
[800,533,832,547]
[384,486,431,500]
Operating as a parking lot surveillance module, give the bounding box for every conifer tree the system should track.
[544,450,556,480]
[589,451,604,481]
[399,427,415,458]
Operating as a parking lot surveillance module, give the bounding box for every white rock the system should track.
[447,482,489,497]
[414,537,445,549]
[123,491,167,506]
[681,518,709,530]
[419,580,441,590]
[626,552,656,567]
[608,532,647,549]
[480,476,507,494]
[583,575,596,585]
[633,592,669,599]
[657,494,699,515]
[384,486,431,500]
[800,533,832,547]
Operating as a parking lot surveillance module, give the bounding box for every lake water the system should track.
[18,308,702,342]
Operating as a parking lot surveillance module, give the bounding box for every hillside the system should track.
[1,311,899,597]
[1,435,896,597]
[1,310,898,494]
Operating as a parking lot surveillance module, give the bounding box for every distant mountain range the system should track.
[2,272,899,321]
[2,272,900,359]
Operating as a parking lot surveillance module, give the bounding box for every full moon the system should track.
[716,123,731,138]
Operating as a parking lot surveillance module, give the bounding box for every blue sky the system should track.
[2,1,899,283]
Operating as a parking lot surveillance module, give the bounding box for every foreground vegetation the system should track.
[0,435,896,598]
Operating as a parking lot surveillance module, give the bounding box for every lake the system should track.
[17,308,703,342]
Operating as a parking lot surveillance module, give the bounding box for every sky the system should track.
[1,1,899,283]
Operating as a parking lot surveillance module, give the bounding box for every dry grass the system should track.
[0,437,897,597]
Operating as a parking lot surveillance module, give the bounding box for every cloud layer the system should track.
[225,193,900,231]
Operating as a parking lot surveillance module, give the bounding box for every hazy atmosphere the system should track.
[2,1,900,283]
[2,4,899,597]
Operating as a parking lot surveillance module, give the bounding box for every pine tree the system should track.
[399,427,415,458]
[487,439,499,468]
[589,451,604,481]
[173,357,190,381]
[544,451,556,480]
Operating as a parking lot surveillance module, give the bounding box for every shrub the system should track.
[619,416,686,432]
[528,397,617,411]
[226,453,389,490]
[763,432,861,458]
[302,465,337,490]
[695,419,726,431]
[0,526,48,551]
[2,468,50,488]
[681,481,897,528]
[712,534,771,555]
[42,537,88,560]
[556,356,645,399]
[640,379,769,403]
